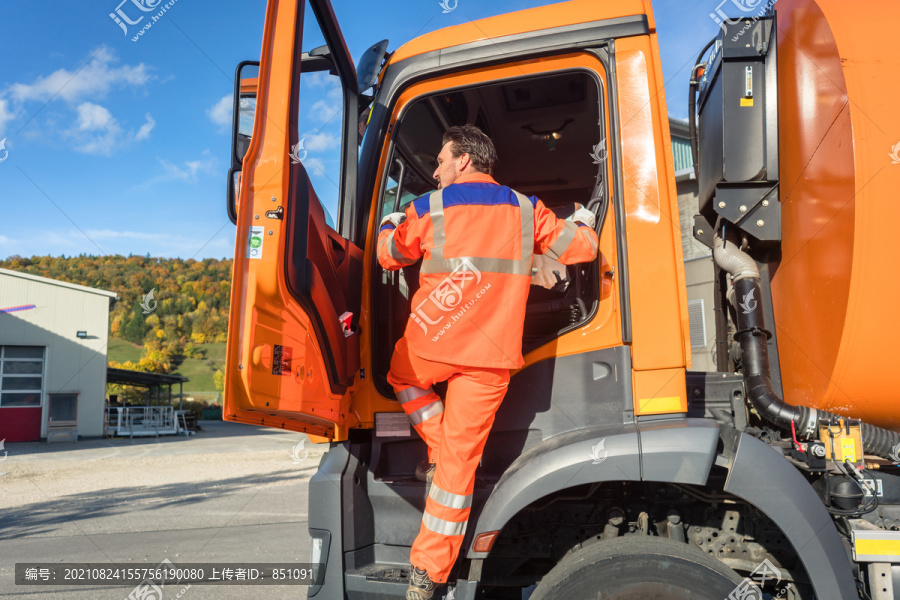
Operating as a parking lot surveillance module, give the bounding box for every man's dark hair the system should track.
[442,124,497,175]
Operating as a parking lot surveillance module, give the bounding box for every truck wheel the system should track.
[529,535,745,600]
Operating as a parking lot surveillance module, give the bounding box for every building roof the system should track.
[669,117,690,140]
[107,367,189,388]
[0,267,118,299]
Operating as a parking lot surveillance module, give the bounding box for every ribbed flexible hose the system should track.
[714,232,900,460]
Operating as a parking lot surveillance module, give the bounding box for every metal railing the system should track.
[105,406,184,437]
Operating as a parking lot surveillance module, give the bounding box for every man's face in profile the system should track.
[433,141,463,189]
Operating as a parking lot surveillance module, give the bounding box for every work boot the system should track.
[415,460,436,483]
[406,565,435,600]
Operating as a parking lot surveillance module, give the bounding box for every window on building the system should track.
[0,346,45,407]
[687,299,707,348]
[48,393,78,424]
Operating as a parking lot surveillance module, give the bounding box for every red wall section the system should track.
[0,407,42,442]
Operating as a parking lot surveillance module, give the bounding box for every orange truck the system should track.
[223,0,900,597]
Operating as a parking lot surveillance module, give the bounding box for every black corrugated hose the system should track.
[731,273,900,461]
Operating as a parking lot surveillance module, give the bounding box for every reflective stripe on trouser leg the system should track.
[410,366,511,583]
[428,483,473,510]
[396,385,433,405]
[408,400,444,425]
[398,392,444,465]
[422,510,468,537]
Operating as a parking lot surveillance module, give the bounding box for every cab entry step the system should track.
[345,563,410,599]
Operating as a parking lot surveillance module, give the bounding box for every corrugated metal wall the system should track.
[671,136,693,173]
[0,273,113,439]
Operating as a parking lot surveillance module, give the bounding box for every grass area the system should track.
[201,342,227,363]
[107,337,143,363]
[172,355,217,391]
[107,338,226,392]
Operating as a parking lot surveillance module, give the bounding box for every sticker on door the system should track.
[248,226,264,259]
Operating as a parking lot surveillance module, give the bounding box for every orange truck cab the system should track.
[223,1,900,598]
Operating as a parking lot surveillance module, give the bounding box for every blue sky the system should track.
[0,0,729,260]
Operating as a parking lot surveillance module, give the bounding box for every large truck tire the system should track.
[529,535,746,600]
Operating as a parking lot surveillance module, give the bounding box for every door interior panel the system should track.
[286,163,363,388]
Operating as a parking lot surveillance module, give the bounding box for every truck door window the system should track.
[382,155,436,219]
[295,0,343,231]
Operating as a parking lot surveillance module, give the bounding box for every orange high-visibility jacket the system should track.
[378,173,599,369]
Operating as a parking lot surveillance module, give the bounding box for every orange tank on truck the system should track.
[221,1,900,598]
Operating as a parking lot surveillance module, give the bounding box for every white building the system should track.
[0,268,117,441]
[670,118,716,372]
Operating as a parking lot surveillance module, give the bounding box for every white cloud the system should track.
[310,99,341,123]
[208,95,232,129]
[66,104,157,155]
[303,157,327,176]
[0,99,16,135]
[8,46,151,104]
[162,152,216,181]
[132,150,217,189]
[303,131,339,152]
[0,235,15,245]
[76,102,117,131]
[303,72,343,123]
[302,72,332,88]
[135,113,155,141]
[71,102,122,155]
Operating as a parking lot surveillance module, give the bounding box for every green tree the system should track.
[122,305,148,344]
[214,369,225,391]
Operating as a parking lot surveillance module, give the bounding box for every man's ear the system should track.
[458,152,472,172]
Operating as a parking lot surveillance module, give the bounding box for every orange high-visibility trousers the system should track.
[387,337,510,583]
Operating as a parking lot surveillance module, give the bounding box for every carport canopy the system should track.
[106,367,188,408]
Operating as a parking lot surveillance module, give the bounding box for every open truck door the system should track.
[224,0,365,440]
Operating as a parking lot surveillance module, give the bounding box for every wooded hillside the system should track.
[1,255,232,379]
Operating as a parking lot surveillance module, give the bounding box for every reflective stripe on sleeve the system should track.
[422,511,468,537]
[546,220,578,260]
[396,385,434,405]
[428,483,473,510]
[408,400,444,425]
[379,230,417,265]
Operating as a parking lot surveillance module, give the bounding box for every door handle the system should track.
[331,236,346,266]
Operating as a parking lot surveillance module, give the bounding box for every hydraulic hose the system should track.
[713,231,900,460]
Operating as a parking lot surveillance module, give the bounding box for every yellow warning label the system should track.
[637,396,683,414]
[840,438,857,463]
[855,538,900,559]
[740,97,754,107]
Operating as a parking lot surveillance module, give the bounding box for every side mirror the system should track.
[356,39,389,94]
[227,61,260,224]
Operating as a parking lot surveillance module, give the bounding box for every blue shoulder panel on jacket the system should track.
[413,195,431,219]
[410,183,538,219]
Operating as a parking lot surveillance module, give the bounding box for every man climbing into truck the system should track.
[376,125,600,599]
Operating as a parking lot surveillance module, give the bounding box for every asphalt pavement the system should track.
[0,420,324,600]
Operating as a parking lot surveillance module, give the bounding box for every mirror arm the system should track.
[300,52,335,73]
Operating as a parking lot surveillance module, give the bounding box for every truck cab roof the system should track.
[388,0,655,66]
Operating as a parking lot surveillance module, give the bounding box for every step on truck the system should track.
[223,0,900,597]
